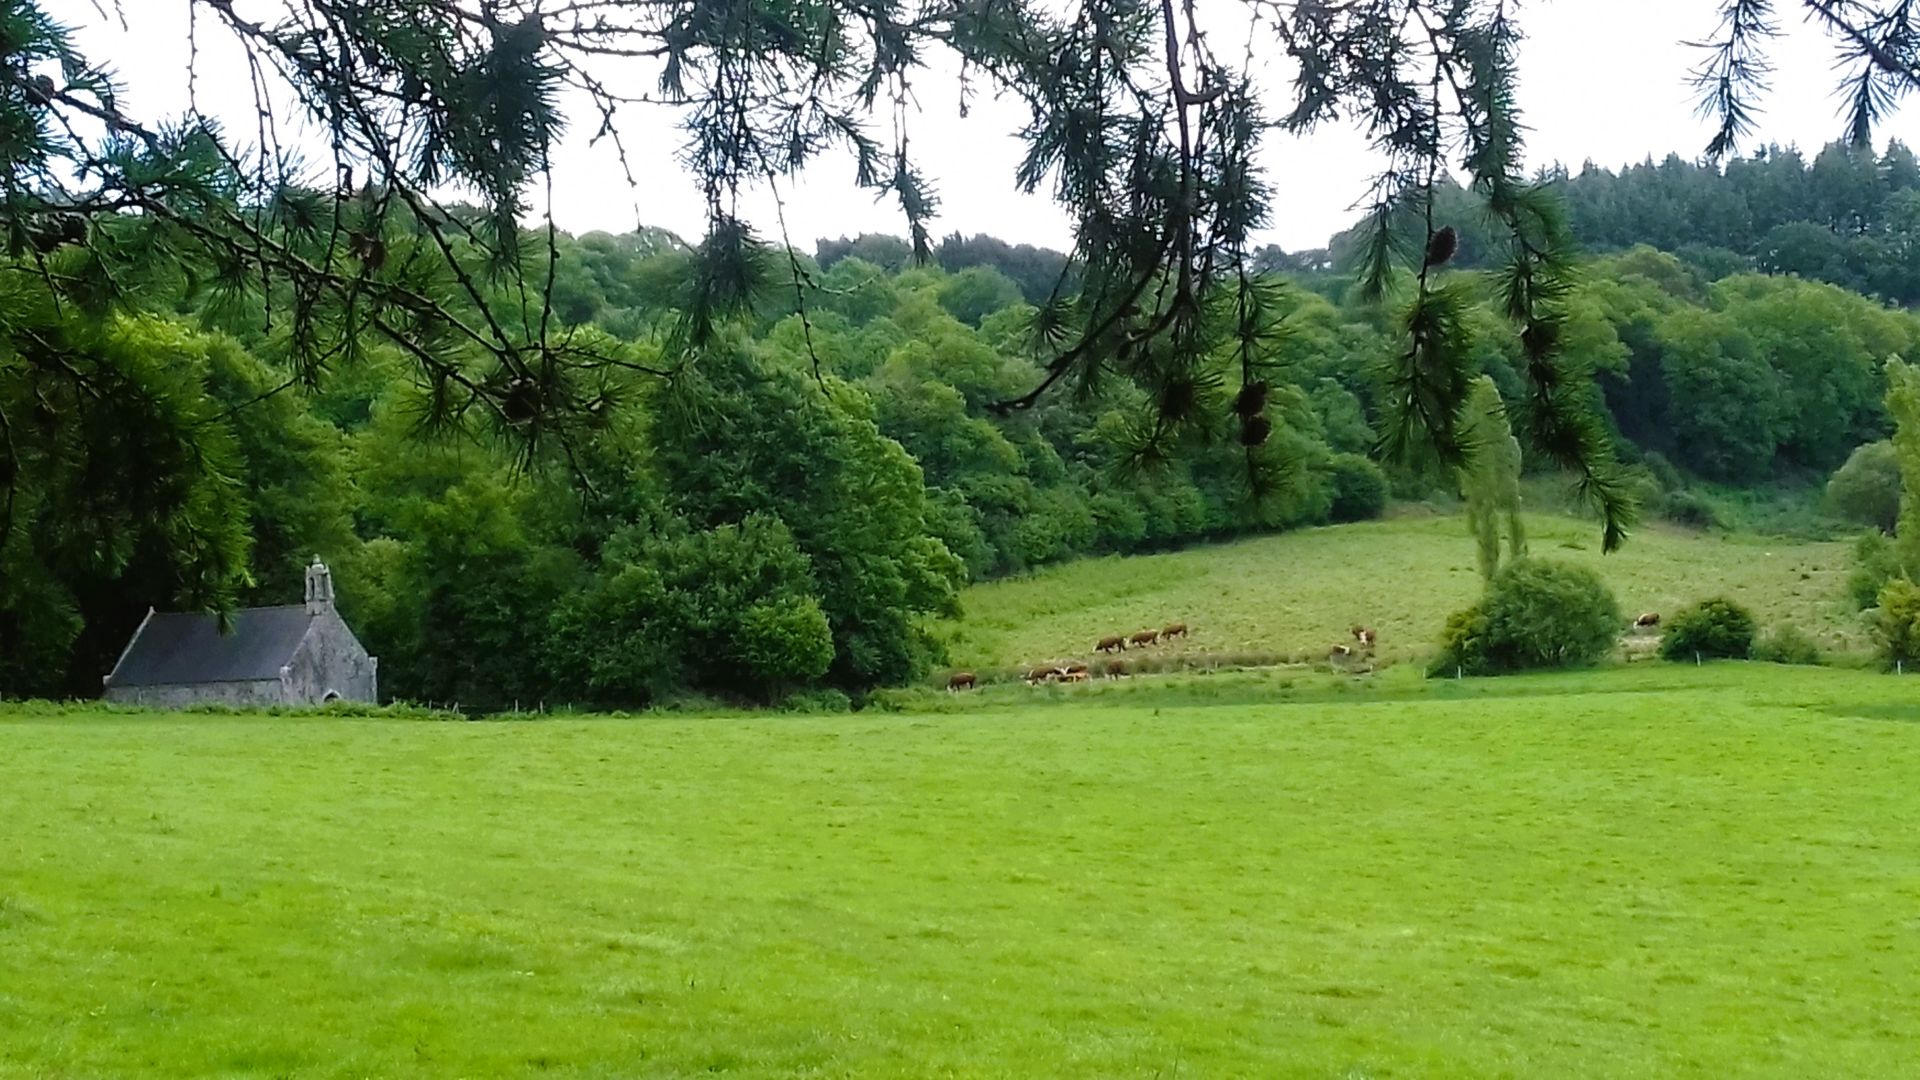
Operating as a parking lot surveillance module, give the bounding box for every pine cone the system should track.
[1159,377,1198,421]
[1233,381,1269,418]
[1424,226,1458,269]
[501,377,542,425]
[1522,320,1561,357]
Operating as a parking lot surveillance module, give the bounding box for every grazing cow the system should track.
[1024,666,1056,686]
[947,672,977,692]
[1096,635,1128,654]
[1635,612,1661,629]
[1350,625,1377,649]
[1059,670,1090,683]
[1161,622,1189,640]
[1129,629,1160,648]
[1102,660,1131,680]
[1328,643,1353,660]
[1060,662,1090,678]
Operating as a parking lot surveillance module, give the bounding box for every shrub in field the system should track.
[780,688,855,713]
[1826,441,1901,534]
[1850,532,1904,610]
[1641,451,1685,494]
[1326,453,1389,523]
[1658,489,1724,530]
[1875,579,1920,669]
[1660,598,1757,661]
[1430,606,1494,676]
[1433,558,1620,674]
[1752,625,1823,666]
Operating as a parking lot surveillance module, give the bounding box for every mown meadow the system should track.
[937,512,1864,676]
[5,664,1918,1078]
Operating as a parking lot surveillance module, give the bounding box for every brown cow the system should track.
[1024,666,1057,686]
[1129,629,1160,648]
[1350,625,1377,649]
[1096,635,1128,653]
[1161,622,1189,640]
[1058,670,1091,683]
[947,672,977,692]
[1102,659,1132,680]
[1060,662,1090,677]
[1328,643,1353,660]
[1634,612,1661,629]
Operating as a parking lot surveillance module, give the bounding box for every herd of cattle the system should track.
[945,611,1668,691]
[945,622,1394,691]
[945,622,1190,691]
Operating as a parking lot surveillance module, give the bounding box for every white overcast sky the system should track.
[70,1,1920,252]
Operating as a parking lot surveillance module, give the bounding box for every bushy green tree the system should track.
[1659,598,1757,661]
[1874,579,1920,668]
[648,344,962,687]
[936,267,1026,328]
[1827,441,1903,534]
[1325,454,1389,523]
[1753,625,1822,666]
[1434,559,1621,675]
[0,281,252,697]
[1850,531,1905,610]
[1887,358,1920,575]
[373,478,580,710]
[549,516,833,704]
[202,339,357,604]
[1655,309,1784,481]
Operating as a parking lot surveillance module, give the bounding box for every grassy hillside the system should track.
[937,512,1864,674]
[5,666,1920,1076]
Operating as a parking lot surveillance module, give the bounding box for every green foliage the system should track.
[10,214,1910,707]
[1325,454,1388,523]
[1457,377,1526,579]
[1886,358,1920,575]
[549,516,833,705]
[0,281,253,697]
[202,338,357,604]
[1657,489,1726,531]
[1582,255,1914,486]
[936,267,1026,328]
[372,477,581,711]
[1432,605,1494,677]
[1850,531,1904,610]
[1660,598,1757,661]
[1753,625,1823,666]
[647,345,962,687]
[1874,578,1920,668]
[15,0,1920,610]
[1827,441,1902,534]
[1438,559,1622,675]
[778,687,855,714]
[1383,142,1920,307]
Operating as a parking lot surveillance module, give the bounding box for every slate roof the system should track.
[106,606,316,687]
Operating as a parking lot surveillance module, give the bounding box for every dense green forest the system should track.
[8,187,1919,706]
[1321,140,1920,306]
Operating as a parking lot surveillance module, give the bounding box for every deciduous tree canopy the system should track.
[16,0,1920,540]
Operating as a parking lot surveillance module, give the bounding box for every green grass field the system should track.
[5,664,1920,1077]
[937,512,1864,675]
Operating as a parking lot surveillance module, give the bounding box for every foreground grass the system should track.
[5,665,1919,1077]
[937,512,1861,674]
